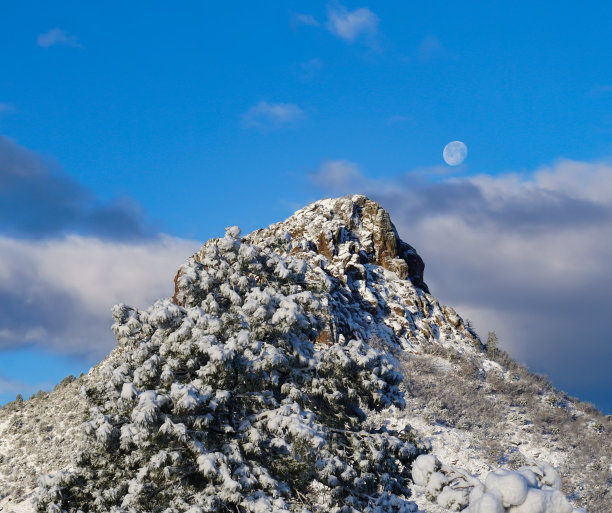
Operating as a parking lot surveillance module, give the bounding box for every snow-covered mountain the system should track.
[1,195,610,512]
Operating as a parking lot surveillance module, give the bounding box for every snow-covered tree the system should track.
[36,227,425,513]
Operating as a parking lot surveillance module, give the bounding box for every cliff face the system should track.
[245,195,428,292]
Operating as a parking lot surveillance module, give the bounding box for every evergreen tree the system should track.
[486,331,499,355]
[36,227,424,513]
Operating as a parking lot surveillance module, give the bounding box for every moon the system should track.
[443,141,468,166]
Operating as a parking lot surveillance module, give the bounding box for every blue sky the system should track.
[1,1,612,412]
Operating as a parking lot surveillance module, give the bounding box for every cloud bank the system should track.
[0,137,199,362]
[0,136,153,239]
[0,235,199,360]
[309,158,612,410]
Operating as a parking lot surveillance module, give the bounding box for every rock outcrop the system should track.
[174,195,479,353]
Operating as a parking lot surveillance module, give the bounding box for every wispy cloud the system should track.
[296,58,324,81]
[0,136,152,239]
[37,27,82,49]
[326,3,379,43]
[386,114,410,125]
[309,160,372,193]
[588,84,612,97]
[417,35,442,60]
[416,35,444,61]
[242,101,306,131]
[309,157,612,409]
[291,12,320,28]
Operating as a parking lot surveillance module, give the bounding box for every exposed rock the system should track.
[173,195,479,352]
[174,195,428,304]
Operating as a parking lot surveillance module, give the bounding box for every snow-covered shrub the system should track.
[411,454,470,511]
[484,469,529,507]
[411,454,440,487]
[412,454,585,513]
[36,228,425,513]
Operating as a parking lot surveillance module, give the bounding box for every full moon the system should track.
[443,140,468,166]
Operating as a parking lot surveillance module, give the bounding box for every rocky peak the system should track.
[173,195,479,351]
[247,195,428,293]
[174,195,427,301]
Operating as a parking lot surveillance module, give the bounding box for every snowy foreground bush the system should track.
[412,454,586,513]
[35,228,426,513]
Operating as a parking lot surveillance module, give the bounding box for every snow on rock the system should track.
[174,195,482,353]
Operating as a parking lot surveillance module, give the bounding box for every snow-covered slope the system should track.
[0,195,610,512]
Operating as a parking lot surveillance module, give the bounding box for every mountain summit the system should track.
[173,195,476,353]
[1,196,609,512]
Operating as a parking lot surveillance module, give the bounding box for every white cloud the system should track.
[386,114,410,125]
[37,28,82,48]
[308,158,612,408]
[309,160,367,192]
[309,159,400,196]
[326,3,379,43]
[242,101,306,131]
[0,234,200,360]
[291,13,320,28]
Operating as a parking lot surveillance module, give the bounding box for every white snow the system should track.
[485,469,529,507]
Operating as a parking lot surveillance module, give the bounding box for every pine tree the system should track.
[36,228,425,513]
[486,331,499,355]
